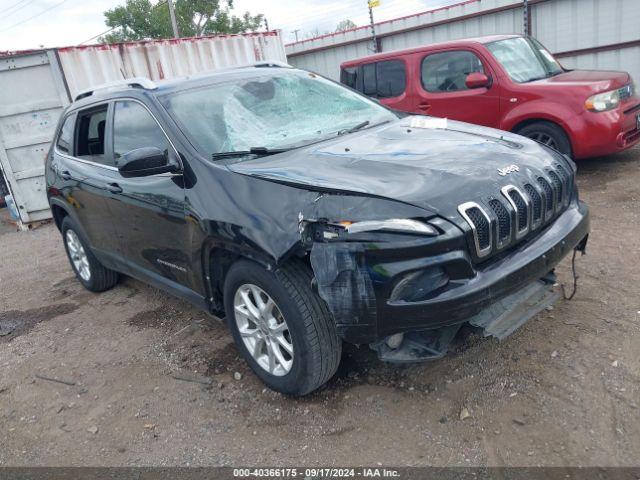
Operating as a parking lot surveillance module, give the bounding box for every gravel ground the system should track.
[0,146,638,467]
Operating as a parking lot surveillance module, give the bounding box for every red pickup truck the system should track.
[340,34,640,159]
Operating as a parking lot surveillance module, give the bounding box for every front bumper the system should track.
[311,201,589,344]
[572,101,640,158]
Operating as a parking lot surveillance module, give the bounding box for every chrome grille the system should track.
[488,198,511,247]
[555,163,572,206]
[459,164,574,259]
[547,170,563,212]
[537,177,554,218]
[502,185,530,239]
[524,184,542,226]
[458,202,492,258]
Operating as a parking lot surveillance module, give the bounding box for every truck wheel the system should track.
[224,259,341,396]
[517,121,572,157]
[61,217,119,292]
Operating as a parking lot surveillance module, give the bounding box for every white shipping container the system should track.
[0,32,287,228]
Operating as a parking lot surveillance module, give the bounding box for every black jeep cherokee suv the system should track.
[46,65,589,395]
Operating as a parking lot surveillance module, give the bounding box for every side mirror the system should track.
[465,72,491,89]
[117,147,179,178]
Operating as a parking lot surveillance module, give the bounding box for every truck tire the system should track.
[224,259,341,396]
[517,121,572,157]
[61,217,119,292]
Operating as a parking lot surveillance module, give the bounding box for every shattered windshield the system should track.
[487,37,563,83]
[162,70,397,155]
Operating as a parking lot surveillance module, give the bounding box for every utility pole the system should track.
[167,0,180,38]
[368,0,379,53]
[523,0,530,36]
[292,29,300,42]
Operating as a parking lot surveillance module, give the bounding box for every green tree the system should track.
[101,0,264,43]
[335,19,356,32]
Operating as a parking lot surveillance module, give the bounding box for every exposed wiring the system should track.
[561,249,582,301]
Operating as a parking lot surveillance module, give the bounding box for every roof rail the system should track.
[250,60,293,68]
[74,77,157,102]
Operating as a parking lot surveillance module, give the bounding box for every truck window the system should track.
[360,60,406,98]
[376,60,406,98]
[56,113,76,154]
[76,105,109,165]
[341,67,358,89]
[362,63,377,97]
[421,51,484,93]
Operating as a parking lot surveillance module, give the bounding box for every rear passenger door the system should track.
[53,103,121,255]
[414,49,501,127]
[107,99,191,287]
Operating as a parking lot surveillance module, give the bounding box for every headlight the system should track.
[340,219,438,236]
[585,89,620,112]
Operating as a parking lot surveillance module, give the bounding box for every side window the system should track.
[375,60,406,98]
[113,101,169,163]
[421,51,485,93]
[341,67,358,90]
[362,63,377,97]
[56,113,76,154]
[76,105,109,165]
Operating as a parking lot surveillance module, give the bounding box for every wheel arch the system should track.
[202,239,308,315]
[510,117,574,155]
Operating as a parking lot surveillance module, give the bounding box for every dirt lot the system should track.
[0,146,639,467]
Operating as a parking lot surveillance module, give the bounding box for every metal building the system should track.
[285,0,640,84]
[0,32,287,229]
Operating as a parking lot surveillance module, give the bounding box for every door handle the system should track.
[59,170,72,180]
[106,183,123,194]
[417,102,431,112]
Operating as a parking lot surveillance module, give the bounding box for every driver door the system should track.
[106,99,191,287]
[412,48,501,128]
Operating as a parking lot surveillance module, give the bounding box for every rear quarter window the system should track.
[341,67,358,89]
[376,60,406,98]
[56,113,76,154]
[359,59,406,98]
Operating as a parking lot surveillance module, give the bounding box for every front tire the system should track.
[517,121,572,157]
[224,259,341,396]
[61,217,119,292]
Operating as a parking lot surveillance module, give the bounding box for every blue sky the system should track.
[0,0,460,50]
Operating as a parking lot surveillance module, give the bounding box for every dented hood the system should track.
[227,117,567,214]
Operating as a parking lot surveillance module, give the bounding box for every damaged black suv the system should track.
[46,64,589,395]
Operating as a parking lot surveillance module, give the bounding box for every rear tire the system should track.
[224,259,341,396]
[516,121,572,157]
[61,217,119,292]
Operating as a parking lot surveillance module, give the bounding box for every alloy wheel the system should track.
[65,229,91,282]
[527,132,558,150]
[233,284,293,376]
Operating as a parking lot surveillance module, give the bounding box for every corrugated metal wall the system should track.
[286,0,640,84]
[58,32,287,98]
[0,51,69,226]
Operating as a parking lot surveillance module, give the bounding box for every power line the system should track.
[0,0,71,33]
[0,0,36,21]
[0,0,32,15]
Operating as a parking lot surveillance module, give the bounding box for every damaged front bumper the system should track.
[309,200,590,352]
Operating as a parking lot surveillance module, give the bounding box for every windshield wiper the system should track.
[337,120,370,136]
[211,147,290,160]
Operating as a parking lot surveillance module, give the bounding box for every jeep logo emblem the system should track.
[498,165,519,176]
